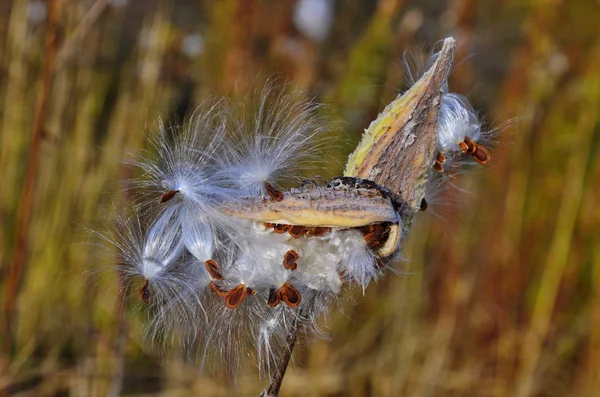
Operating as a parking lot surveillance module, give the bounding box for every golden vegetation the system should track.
[1,0,598,395]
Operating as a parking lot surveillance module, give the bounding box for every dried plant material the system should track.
[138,279,150,303]
[288,226,308,238]
[158,189,179,204]
[205,259,224,280]
[267,288,281,307]
[225,284,249,309]
[345,37,457,212]
[282,250,299,270]
[264,181,284,202]
[224,182,400,228]
[99,37,503,397]
[279,283,301,308]
[472,145,491,164]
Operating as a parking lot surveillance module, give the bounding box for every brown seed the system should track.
[436,152,446,164]
[362,223,390,249]
[205,259,224,280]
[247,287,257,296]
[225,284,248,309]
[458,141,469,153]
[420,198,428,211]
[279,283,302,308]
[288,225,307,238]
[463,136,477,154]
[267,288,281,307]
[472,145,491,165]
[264,222,276,229]
[433,152,446,172]
[283,249,299,270]
[158,189,179,204]
[310,227,332,237]
[139,279,150,304]
[209,281,228,297]
[264,181,284,202]
[273,224,290,234]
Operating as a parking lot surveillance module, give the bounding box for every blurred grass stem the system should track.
[4,0,58,349]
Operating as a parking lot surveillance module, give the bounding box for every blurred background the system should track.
[1,0,599,396]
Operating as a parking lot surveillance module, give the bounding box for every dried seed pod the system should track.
[225,284,249,309]
[139,279,150,304]
[224,179,401,228]
[283,249,299,270]
[205,259,224,280]
[376,223,400,257]
[279,283,302,308]
[158,189,179,204]
[344,38,456,211]
[264,181,284,202]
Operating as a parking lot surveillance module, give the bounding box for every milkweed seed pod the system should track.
[102,37,495,381]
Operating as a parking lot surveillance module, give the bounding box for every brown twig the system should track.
[4,0,59,348]
[260,316,300,397]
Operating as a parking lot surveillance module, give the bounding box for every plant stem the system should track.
[260,317,300,397]
[4,0,58,349]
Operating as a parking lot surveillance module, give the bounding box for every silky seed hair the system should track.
[103,57,495,376]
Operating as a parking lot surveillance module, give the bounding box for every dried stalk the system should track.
[4,0,59,348]
[260,314,299,397]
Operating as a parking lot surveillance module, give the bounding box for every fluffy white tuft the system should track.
[437,93,482,152]
[102,76,495,377]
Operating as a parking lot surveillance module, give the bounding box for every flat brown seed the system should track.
[472,145,490,165]
[436,152,446,164]
[205,259,224,280]
[158,190,179,204]
[458,141,469,153]
[363,224,390,249]
[225,284,248,309]
[268,289,281,307]
[264,181,284,202]
[273,224,290,234]
[139,279,150,304]
[289,225,307,238]
[283,249,299,270]
[280,283,302,308]
[433,162,444,172]
[264,222,276,229]
[246,287,257,296]
[210,281,228,297]
[311,227,332,237]
[464,136,477,154]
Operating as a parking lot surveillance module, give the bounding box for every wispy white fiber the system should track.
[102,75,493,377]
[437,93,482,152]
